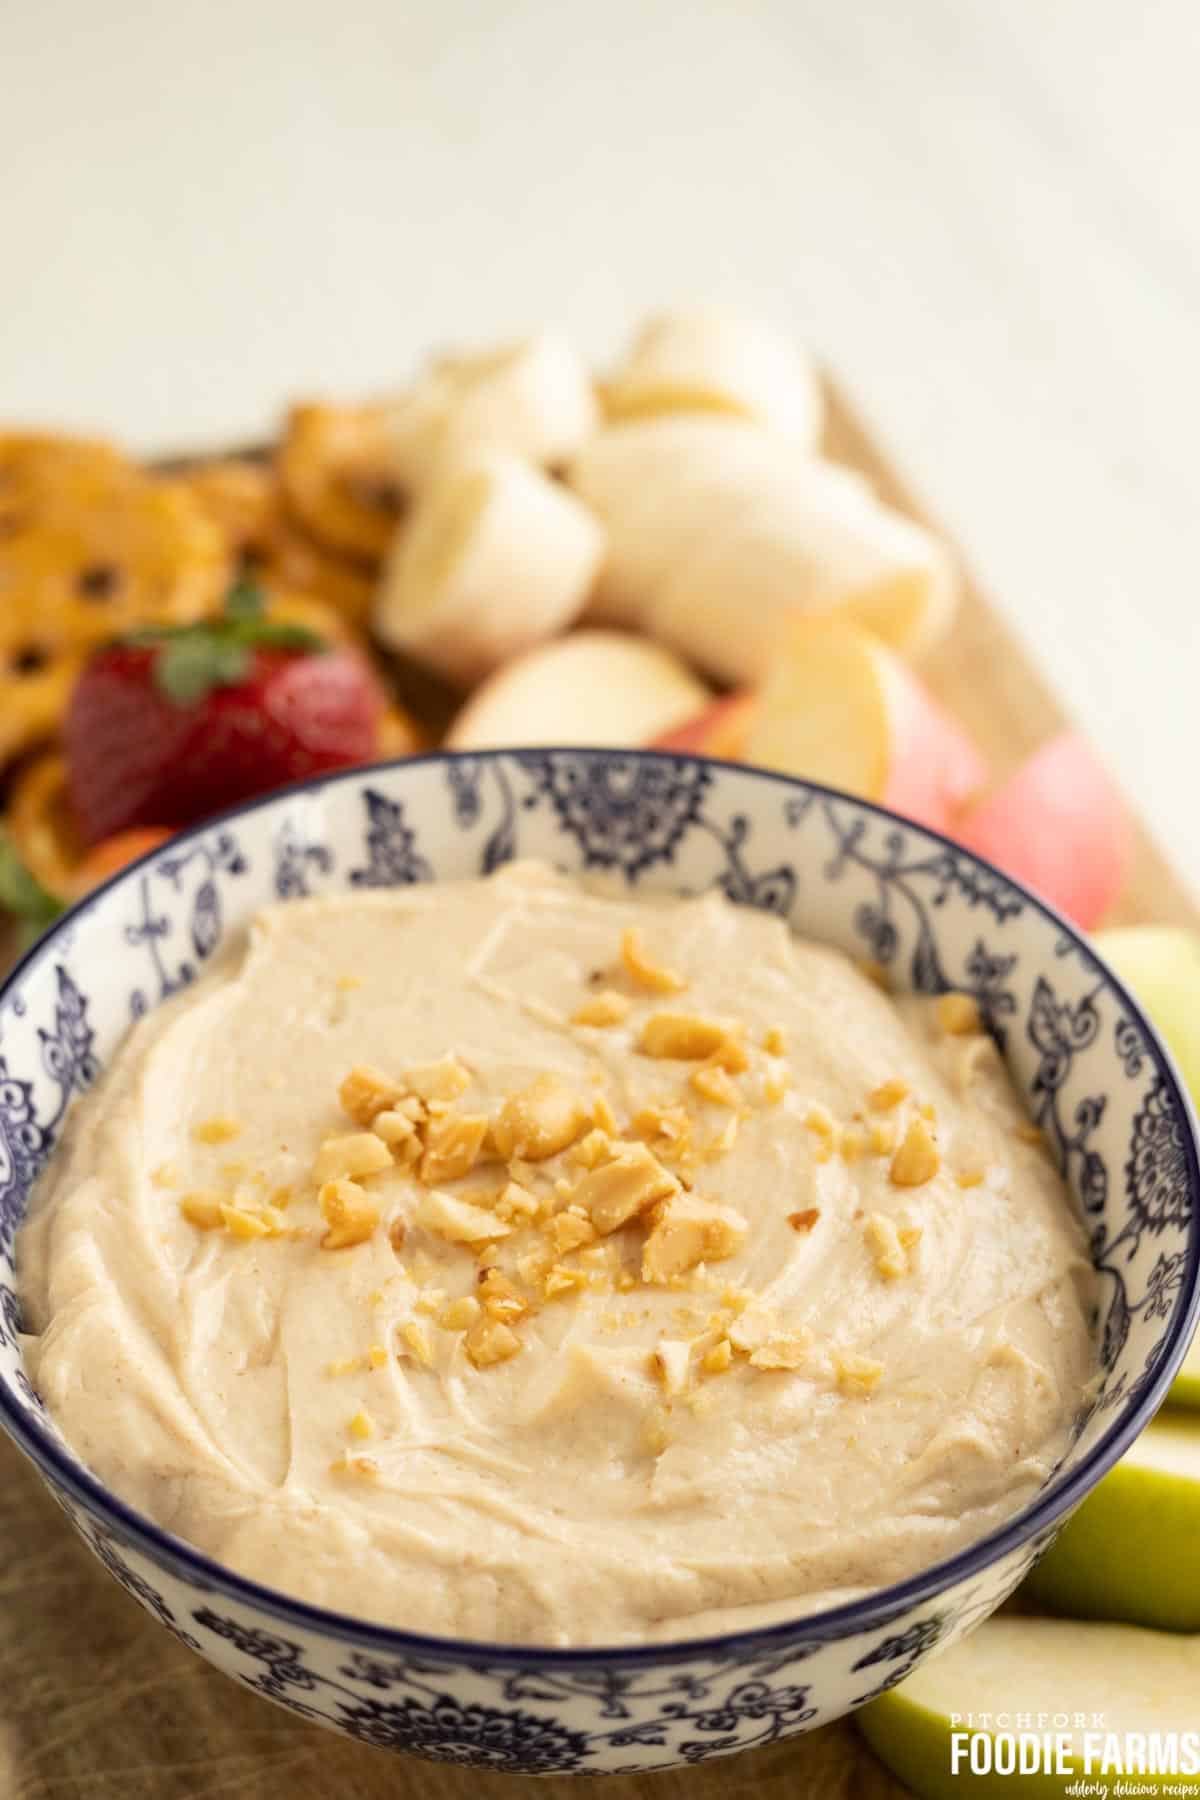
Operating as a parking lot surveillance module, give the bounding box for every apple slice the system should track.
[954,733,1130,929]
[735,618,987,831]
[651,692,759,760]
[444,630,710,751]
[1019,1413,1200,1630]
[859,1614,1200,1798]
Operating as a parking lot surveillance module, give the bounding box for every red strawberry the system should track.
[64,583,387,845]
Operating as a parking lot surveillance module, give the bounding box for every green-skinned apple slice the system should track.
[1093,925,1200,1408]
[858,1614,1200,1798]
[1020,1413,1200,1629]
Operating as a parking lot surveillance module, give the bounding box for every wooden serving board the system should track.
[1,384,1194,1800]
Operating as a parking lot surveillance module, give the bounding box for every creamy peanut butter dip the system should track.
[19,862,1096,1646]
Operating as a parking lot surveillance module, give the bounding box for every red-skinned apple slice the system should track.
[445,629,710,750]
[733,617,987,830]
[651,692,759,760]
[955,731,1130,928]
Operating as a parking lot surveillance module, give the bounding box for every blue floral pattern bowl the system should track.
[0,750,1196,1776]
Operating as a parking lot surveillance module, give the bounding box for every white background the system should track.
[4,0,1196,887]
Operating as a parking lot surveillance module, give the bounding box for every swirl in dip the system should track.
[19,863,1096,1646]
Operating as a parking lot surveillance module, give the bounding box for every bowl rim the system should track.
[2,746,1198,1668]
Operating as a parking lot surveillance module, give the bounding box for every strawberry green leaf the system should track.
[223,576,267,623]
[155,636,251,705]
[0,829,65,943]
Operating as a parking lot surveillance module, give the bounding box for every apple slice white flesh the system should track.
[1092,926,1200,1409]
[739,617,987,831]
[444,629,711,750]
[1020,1413,1200,1629]
[859,1614,1200,1799]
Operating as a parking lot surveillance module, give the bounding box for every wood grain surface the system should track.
[1,385,1192,1800]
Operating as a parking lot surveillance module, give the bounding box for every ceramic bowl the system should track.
[0,750,1196,1777]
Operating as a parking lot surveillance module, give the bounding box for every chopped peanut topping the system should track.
[339,1065,403,1126]
[314,1132,393,1185]
[621,927,686,994]
[652,1339,692,1396]
[763,1026,787,1056]
[417,1187,511,1246]
[414,1288,447,1316]
[549,1209,596,1254]
[440,1295,482,1331]
[569,1142,678,1235]
[868,1079,909,1112]
[493,1179,540,1224]
[890,1118,940,1188]
[543,1264,588,1299]
[592,1093,619,1135]
[192,1116,241,1145]
[572,989,633,1028]
[691,1063,743,1109]
[805,1103,836,1141]
[348,1409,375,1440]
[836,1351,884,1396]
[329,1452,380,1479]
[477,1267,530,1324]
[400,1320,434,1366]
[957,1165,987,1189]
[642,1195,747,1283]
[516,1247,553,1286]
[750,1330,813,1371]
[638,1013,735,1061]
[419,1112,489,1184]
[865,1212,908,1281]
[788,1207,820,1234]
[326,1356,362,1378]
[492,1075,590,1162]
[918,1101,936,1123]
[936,992,982,1036]
[763,1068,791,1106]
[571,1128,614,1170]
[372,1109,421,1158]
[319,1178,380,1250]
[465,1316,522,1368]
[703,1336,734,1374]
[703,1116,740,1160]
[870,1120,897,1155]
[631,1101,692,1143]
[388,1216,408,1252]
[180,1191,224,1230]
[840,1127,866,1164]
[728,1306,778,1354]
[367,1342,389,1368]
[217,1201,271,1240]
[404,1055,470,1103]
[219,1160,248,1181]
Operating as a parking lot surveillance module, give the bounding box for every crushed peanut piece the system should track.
[703,1115,740,1160]
[691,1063,743,1109]
[569,1141,678,1235]
[339,1065,403,1125]
[805,1103,836,1141]
[638,1013,736,1061]
[543,1264,588,1299]
[404,1054,471,1104]
[348,1409,375,1440]
[494,1179,539,1223]
[192,1115,241,1145]
[414,1288,448,1316]
[572,989,633,1028]
[571,1128,614,1170]
[417,1187,511,1245]
[840,1127,866,1164]
[890,1118,941,1188]
[329,1452,380,1479]
[652,1339,692,1396]
[788,1207,821,1234]
[319,1178,380,1250]
[492,1075,590,1162]
[180,1191,225,1230]
[270,1186,293,1211]
[868,1079,909,1112]
[400,1320,434,1367]
[865,1212,908,1281]
[465,1316,522,1368]
[918,1101,936,1123]
[219,1159,248,1181]
[314,1131,393,1185]
[642,1195,748,1283]
[936,991,982,1036]
[631,1101,692,1142]
[899,1221,923,1252]
[220,1201,272,1240]
[763,1026,787,1056]
[621,927,686,994]
[372,1109,421,1157]
[763,1069,791,1105]
[367,1342,389,1369]
[836,1352,885,1396]
[592,1093,619,1135]
[955,1035,1000,1092]
[388,1217,408,1252]
[326,1356,362,1378]
[957,1166,987,1189]
[703,1336,734,1374]
[549,1209,596,1254]
[516,1247,553,1286]
[728,1307,777,1353]
[440,1295,482,1331]
[477,1267,530,1324]
[419,1112,489,1185]
[870,1120,897,1155]
[750,1329,814,1371]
